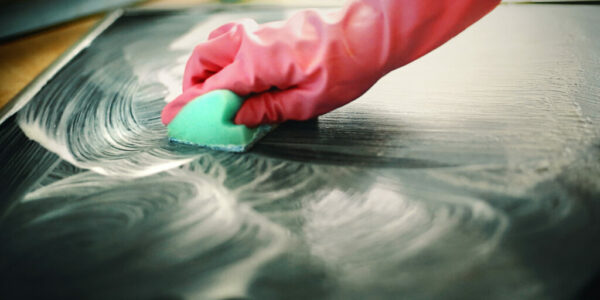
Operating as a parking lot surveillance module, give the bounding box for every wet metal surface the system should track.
[1,4,599,300]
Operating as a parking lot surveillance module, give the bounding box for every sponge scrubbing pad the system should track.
[167,90,272,152]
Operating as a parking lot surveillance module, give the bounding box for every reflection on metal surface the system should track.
[1,5,600,300]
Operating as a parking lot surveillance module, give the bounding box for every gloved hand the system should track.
[162,0,501,127]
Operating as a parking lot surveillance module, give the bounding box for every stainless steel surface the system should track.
[1,4,599,299]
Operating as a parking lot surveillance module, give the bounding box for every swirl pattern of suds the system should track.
[1,170,287,300]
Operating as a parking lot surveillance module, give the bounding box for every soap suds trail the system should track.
[4,5,600,300]
[17,14,200,177]
[2,169,289,300]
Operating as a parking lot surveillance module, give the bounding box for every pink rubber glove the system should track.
[162,0,501,127]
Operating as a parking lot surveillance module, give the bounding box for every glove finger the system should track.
[197,62,266,96]
[200,56,309,98]
[182,34,242,90]
[208,18,259,40]
[234,88,319,127]
[164,59,260,126]
[183,19,261,90]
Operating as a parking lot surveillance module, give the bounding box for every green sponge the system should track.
[167,90,272,152]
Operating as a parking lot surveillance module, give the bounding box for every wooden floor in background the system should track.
[0,0,217,110]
